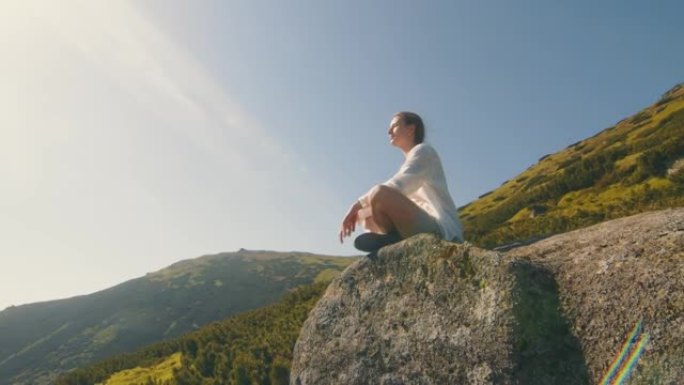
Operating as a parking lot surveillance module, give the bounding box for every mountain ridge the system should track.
[0,250,355,385]
[1,249,352,312]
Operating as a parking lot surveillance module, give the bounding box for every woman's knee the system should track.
[368,185,397,207]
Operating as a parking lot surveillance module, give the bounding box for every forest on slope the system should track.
[54,282,328,385]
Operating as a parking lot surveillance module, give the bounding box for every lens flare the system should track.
[599,321,649,385]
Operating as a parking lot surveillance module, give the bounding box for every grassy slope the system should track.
[460,83,684,247]
[0,251,354,385]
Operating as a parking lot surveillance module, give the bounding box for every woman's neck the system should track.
[401,142,418,157]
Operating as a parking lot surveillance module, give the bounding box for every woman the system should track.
[338,111,464,253]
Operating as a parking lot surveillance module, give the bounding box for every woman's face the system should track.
[388,116,415,149]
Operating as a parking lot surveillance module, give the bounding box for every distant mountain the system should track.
[460,83,684,248]
[55,281,329,385]
[0,250,355,385]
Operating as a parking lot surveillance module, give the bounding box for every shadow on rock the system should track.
[509,260,590,385]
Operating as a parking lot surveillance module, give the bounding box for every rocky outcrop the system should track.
[507,207,684,385]
[291,208,684,384]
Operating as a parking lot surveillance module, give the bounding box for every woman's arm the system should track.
[384,145,436,194]
[339,200,362,243]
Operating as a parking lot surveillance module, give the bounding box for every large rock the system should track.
[291,208,684,384]
[507,207,684,385]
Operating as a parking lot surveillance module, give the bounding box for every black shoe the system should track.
[354,231,402,253]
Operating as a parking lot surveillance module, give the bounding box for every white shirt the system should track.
[357,143,464,242]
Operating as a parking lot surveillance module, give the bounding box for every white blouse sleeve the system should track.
[358,144,436,207]
[384,145,436,194]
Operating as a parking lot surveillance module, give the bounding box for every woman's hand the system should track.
[339,201,362,243]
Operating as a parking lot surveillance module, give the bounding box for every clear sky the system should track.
[1,0,682,309]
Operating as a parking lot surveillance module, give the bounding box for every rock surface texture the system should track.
[291,208,684,385]
[507,207,684,385]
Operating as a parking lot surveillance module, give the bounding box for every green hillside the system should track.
[0,250,354,385]
[55,282,329,385]
[460,83,684,248]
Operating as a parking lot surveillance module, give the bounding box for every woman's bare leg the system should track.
[367,185,441,239]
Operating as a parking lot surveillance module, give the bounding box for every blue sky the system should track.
[1,0,682,308]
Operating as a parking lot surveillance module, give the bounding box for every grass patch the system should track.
[314,268,342,283]
[103,352,182,385]
[508,207,534,223]
[615,152,642,172]
[93,325,118,346]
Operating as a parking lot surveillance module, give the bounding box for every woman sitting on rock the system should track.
[339,111,464,253]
